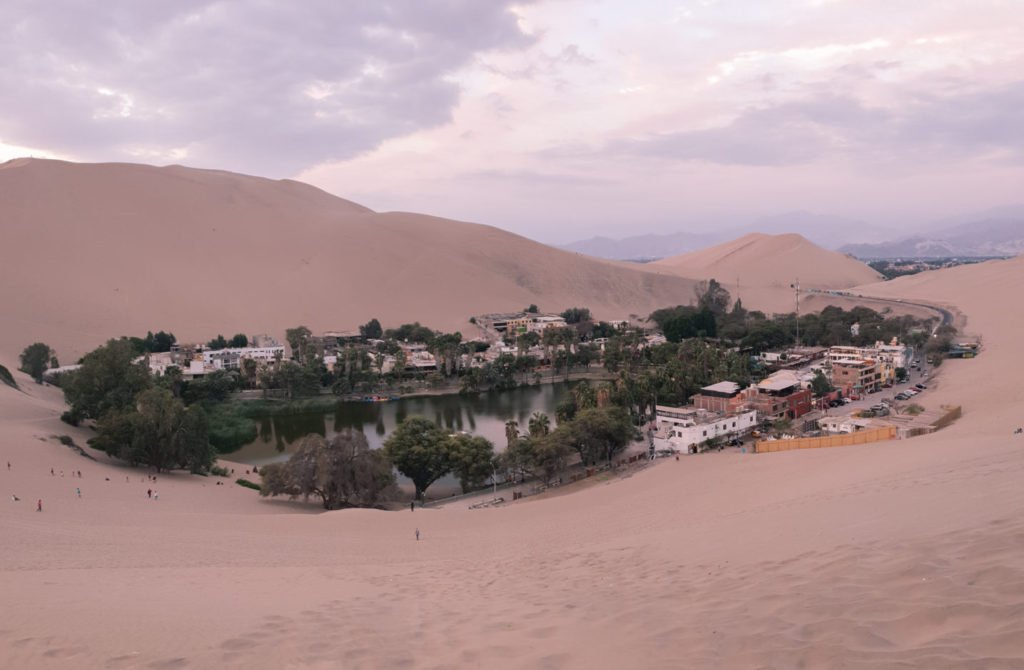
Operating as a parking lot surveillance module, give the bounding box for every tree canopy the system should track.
[561,307,592,324]
[260,430,395,509]
[63,338,151,422]
[383,417,451,499]
[448,433,496,493]
[20,342,54,382]
[359,318,383,339]
[93,388,214,473]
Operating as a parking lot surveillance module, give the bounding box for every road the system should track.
[806,289,955,332]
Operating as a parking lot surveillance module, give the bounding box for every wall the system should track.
[754,425,897,453]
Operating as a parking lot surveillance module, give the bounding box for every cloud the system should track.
[0,1,532,175]
[605,80,1024,166]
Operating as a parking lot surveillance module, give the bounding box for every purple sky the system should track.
[2,1,1022,242]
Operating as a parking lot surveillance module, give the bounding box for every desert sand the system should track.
[653,233,883,313]
[0,158,699,361]
[2,245,1024,667]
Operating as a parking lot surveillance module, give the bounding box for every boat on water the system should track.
[360,395,400,403]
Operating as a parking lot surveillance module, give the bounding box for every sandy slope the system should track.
[653,232,882,295]
[2,254,1024,667]
[0,158,696,361]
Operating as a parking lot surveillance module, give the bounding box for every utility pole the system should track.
[791,279,801,348]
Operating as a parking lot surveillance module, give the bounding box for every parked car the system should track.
[916,383,927,390]
[895,393,909,400]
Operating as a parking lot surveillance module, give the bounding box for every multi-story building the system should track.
[827,340,912,382]
[831,359,883,397]
[690,381,745,414]
[203,346,285,370]
[740,371,813,422]
[655,406,758,452]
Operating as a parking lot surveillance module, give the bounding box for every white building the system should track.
[827,340,912,382]
[203,346,285,370]
[528,315,568,332]
[655,406,758,452]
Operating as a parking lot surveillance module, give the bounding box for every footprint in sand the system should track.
[147,657,189,669]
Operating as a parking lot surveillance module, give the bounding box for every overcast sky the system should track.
[2,1,1022,243]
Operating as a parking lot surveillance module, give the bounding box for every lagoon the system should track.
[230,383,571,470]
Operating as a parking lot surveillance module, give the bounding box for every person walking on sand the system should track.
[37,499,42,512]
[76,487,81,498]
[410,500,415,512]
[147,489,152,499]
[415,528,420,541]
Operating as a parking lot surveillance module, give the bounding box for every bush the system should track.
[205,404,258,453]
[236,478,261,490]
[58,435,75,447]
[60,410,80,427]
[905,404,925,416]
[0,364,16,389]
[210,464,231,477]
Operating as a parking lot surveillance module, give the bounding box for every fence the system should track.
[754,425,897,453]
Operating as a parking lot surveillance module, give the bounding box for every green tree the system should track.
[181,369,237,406]
[448,433,495,493]
[528,411,551,437]
[277,361,321,399]
[19,342,54,382]
[504,419,520,449]
[260,430,395,509]
[560,307,592,324]
[285,325,313,362]
[810,370,833,397]
[229,333,249,348]
[383,417,451,500]
[532,433,574,485]
[525,304,539,314]
[561,407,635,466]
[64,339,152,421]
[694,278,731,315]
[360,318,383,339]
[207,334,229,350]
[96,388,214,473]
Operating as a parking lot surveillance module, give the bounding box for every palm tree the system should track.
[504,420,519,450]
[529,412,550,437]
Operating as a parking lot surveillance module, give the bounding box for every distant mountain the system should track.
[745,211,892,250]
[840,206,1024,259]
[560,231,724,261]
[560,211,890,261]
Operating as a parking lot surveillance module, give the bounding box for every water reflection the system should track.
[230,383,569,467]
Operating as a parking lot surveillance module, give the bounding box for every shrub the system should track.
[236,478,261,490]
[60,410,80,426]
[205,404,258,453]
[210,464,231,477]
[0,364,16,389]
[905,404,925,416]
[58,435,75,447]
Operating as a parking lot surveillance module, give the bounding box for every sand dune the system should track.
[0,158,697,360]
[2,252,1024,667]
[653,232,882,294]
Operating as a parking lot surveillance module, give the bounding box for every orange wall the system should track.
[754,426,897,453]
